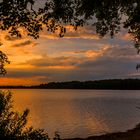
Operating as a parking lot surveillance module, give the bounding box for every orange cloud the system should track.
[116,31,133,41]
[122,33,133,41]
[0,35,41,65]
[0,27,39,52]
[63,45,110,59]
[25,55,81,69]
[6,64,34,69]
[40,25,99,40]
[0,77,43,86]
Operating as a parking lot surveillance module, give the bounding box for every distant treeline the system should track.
[0,79,140,90]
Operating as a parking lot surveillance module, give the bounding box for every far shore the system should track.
[0,79,140,90]
[64,124,140,140]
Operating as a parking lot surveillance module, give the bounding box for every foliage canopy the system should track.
[0,0,140,73]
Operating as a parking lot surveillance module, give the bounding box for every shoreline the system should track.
[63,124,140,140]
[1,88,140,90]
[0,79,140,90]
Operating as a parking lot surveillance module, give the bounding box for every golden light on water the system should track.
[9,89,140,138]
[11,90,112,137]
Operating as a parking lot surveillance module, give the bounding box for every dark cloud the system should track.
[26,55,81,67]
[103,45,138,59]
[5,35,20,41]
[13,40,32,47]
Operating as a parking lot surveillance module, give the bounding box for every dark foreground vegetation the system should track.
[0,90,60,140]
[0,79,140,90]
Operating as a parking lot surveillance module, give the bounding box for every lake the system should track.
[4,89,140,138]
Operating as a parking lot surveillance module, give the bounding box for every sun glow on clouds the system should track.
[0,77,44,86]
[40,25,100,40]
[65,45,109,58]
[0,30,42,65]
[0,25,140,85]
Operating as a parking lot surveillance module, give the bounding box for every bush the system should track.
[0,90,49,140]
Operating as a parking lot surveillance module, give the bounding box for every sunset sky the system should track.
[0,23,140,86]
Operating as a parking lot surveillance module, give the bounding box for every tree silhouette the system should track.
[0,0,140,73]
[0,90,49,140]
[0,50,10,75]
[0,0,42,74]
[41,0,140,50]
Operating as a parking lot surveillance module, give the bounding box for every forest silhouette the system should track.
[0,79,140,90]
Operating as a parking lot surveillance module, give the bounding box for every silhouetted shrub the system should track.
[0,90,49,140]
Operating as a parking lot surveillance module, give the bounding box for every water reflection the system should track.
[10,89,140,138]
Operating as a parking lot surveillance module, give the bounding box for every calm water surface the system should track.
[6,89,140,138]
